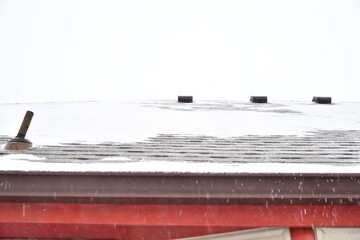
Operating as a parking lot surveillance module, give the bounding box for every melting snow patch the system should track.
[101,157,132,162]
[0,154,46,161]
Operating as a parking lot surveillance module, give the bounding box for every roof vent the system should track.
[4,111,34,151]
[250,96,267,103]
[312,97,332,104]
[178,96,193,103]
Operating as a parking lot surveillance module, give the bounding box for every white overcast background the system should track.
[0,0,359,103]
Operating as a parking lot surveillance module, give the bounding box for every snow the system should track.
[0,154,45,162]
[1,154,360,174]
[0,100,360,174]
[0,100,359,145]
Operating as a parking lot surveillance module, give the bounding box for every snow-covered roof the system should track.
[0,100,360,175]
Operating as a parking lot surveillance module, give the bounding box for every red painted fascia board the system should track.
[1,203,360,227]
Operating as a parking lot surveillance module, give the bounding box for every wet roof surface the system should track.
[1,130,360,164]
[0,101,360,174]
[1,129,360,175]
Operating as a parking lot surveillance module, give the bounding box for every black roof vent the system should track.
[312,97,332,104]
[178,96,193,103]
[250,96,267,103]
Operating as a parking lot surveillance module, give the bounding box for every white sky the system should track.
[0,0,360,103]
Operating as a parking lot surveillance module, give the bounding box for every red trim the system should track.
[1,203,360,239]
[291,228,316,240]
[1,203,359,227]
